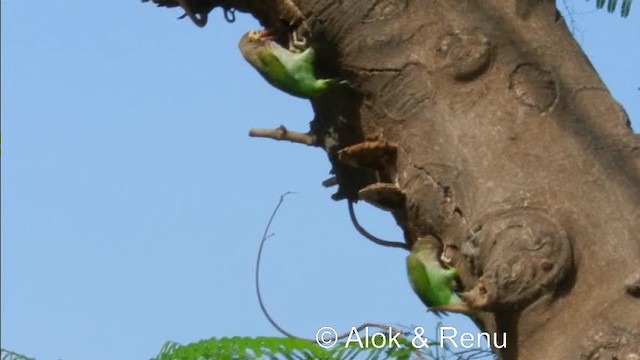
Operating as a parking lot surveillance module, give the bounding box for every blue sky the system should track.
[1,1,638,360]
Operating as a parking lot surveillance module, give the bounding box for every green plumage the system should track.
[238,31,345,99]
[406,236,464,310]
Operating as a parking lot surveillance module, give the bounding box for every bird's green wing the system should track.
[408,243,462,307]
[254,45,291,82]
[269,46,316,78]
[424,263,460,306]
[406,253,432,305]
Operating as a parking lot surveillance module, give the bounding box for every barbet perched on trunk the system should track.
[238,30,347,99]
[407,236,472,315]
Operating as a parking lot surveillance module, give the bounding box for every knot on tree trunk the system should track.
[459,208,574,311]
[435,29,493,81]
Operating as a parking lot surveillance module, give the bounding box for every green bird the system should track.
[238,30,346,99]
[406,236,471,315]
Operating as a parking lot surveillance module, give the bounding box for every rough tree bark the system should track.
[146,0,640,359]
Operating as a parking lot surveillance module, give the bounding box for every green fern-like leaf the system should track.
[152,333,497,360]
[1,349,36,360]
[621,0,633,15]
[154,337,318,360]
[591,0,633,17]
[151,336,432,360]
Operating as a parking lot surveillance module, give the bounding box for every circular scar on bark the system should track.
[509,63,559,113]
[436,30,493,81]
[459,208,573,311]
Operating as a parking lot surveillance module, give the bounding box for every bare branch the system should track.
[321,176,338,187]
[255,192,301,339]
[255,193,424,358]
[249,125,317,146]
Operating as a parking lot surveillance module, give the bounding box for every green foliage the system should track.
[1,349,35,360]
[151,336,417,360]
[592,0,633,17]
[151,329,496,360]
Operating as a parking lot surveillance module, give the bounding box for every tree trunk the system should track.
[177,0,640,358]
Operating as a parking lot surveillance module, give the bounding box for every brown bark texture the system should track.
[147,0,640,359]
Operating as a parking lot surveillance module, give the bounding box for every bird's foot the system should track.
[288,30,308,52]
[440,245,454,265]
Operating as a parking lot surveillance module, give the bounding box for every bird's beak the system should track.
[257,28,277,42]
